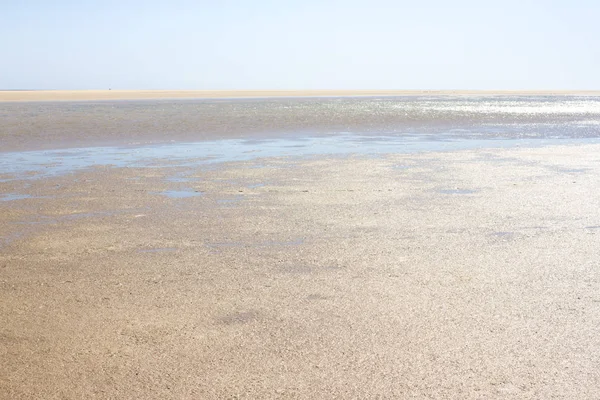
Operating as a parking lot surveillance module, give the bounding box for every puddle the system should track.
[246,183,265,189]
[490,231,515,240]
[558,168,588,173]
[165,176,195,183]
[205,239,304,249]
[137,247,177,254]
[158,189,203,198]
[1,193,34,202]
[438,188,477,194]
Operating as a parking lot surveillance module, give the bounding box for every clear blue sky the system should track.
[1,0,598,90]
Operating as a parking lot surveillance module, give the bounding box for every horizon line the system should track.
[2,89,600,102]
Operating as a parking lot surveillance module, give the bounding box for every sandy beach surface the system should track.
[2,89,600,102]
[2,96,600,398]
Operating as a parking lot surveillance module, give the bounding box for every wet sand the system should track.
[2,140,600,398]
[2,89,600,102]
[2,95,600,152]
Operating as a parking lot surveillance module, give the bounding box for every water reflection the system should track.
[2,134,599,181]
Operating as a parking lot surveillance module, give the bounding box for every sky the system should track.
[1,0,599,90]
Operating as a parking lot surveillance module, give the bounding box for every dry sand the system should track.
[1,143,600,398]
[2,89,600,102]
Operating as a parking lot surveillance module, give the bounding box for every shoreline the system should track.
[2,89,600,102]
[2,95,599,153]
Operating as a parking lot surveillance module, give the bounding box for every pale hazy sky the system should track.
[1,0,598,90]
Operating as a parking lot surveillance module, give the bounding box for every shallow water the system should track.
[158,189,204,199]
[1,193,33,201]
[2,96,600,180]
[1,135,599,181]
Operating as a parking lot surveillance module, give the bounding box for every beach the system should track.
[2,95,600,398]
[2,89,600,103]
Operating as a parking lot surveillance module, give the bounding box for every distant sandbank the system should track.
[2,89,600,102]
